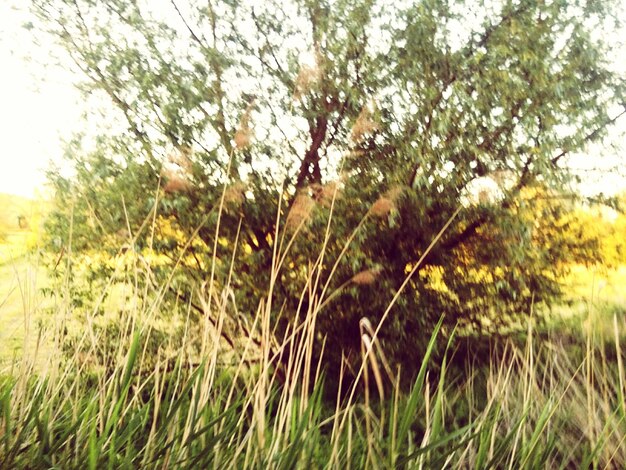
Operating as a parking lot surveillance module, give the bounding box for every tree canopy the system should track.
[33,0,626,379]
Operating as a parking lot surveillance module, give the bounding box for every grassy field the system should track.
[1,193,626,467]
[0,258,31,367]
[0,262,625,468]
[0,193,52,370]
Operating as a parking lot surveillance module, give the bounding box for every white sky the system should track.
[0,1,624,199]
[0,2,83,197]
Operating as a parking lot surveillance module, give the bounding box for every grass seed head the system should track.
[285,193,316,231]
[294,64,321,100]
[351,267,382,285]
[168,146,194,172]
[234,104,254,150]
[320,181,341,207]
[293,48,323,100]
[350,103,379,144]
[162,167,192,193]
[311,181,342,208]
[369,197,394,217]
[369,186,404,218]
[348,149,366,159]
[223,181,247,212]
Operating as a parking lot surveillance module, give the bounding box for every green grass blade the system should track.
[397,315,444,449]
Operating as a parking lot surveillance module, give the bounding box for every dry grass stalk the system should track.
[359,317,394,384]
[350,104,379,144]
[360,333,385,401]
[285,193,315,231]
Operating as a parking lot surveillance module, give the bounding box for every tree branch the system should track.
[551,105,626,166]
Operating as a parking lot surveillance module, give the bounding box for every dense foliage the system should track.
[33,0,626,378]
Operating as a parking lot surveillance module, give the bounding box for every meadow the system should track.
[1,193,626,469]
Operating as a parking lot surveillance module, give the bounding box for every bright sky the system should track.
[0,1,624,199]
[0,2,83,198]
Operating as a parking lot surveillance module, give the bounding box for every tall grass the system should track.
[1,191,625,468]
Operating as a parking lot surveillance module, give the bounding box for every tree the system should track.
[33,0,626,380]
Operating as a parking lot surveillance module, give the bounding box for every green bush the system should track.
[33,0,626,381]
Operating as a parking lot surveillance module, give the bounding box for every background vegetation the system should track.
[33,0,626,377]
[1,0,626,467]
